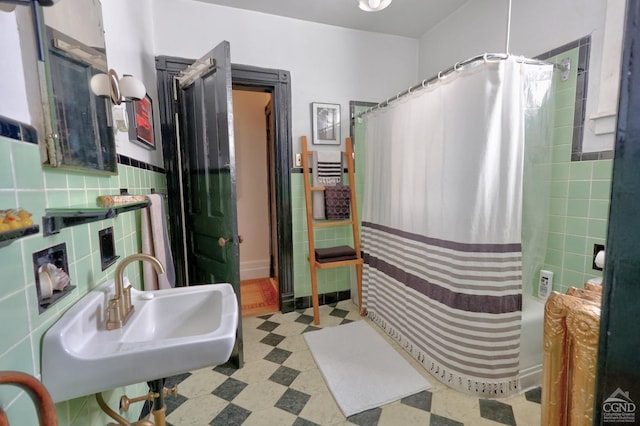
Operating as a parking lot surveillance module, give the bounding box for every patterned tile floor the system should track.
[163,301,542,425]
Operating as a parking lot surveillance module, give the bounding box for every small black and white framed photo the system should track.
[311,102,341,145]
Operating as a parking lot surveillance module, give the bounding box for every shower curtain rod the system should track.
[358,53,566,117]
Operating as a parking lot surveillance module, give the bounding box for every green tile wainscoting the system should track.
[0,135,167,425]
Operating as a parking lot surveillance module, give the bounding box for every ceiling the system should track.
[193,0,469,38]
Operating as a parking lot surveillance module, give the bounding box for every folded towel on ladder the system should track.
[325,186,351,220]
[316,150,343,185]
[312,150,343,220]
[315,245,357,263]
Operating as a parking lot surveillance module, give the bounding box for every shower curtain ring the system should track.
[421,79,427,89]
[396,92,401,100]
[483,53,489,62]
[454,62,463,71]
[408,86,413,95]
[438,71,446,80]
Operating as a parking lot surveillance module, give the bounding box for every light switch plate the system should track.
[295,153,302,167]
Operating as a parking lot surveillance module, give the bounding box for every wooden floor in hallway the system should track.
[240,277,279,317]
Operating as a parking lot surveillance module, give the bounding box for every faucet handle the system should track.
[109,297,121,314]
[123,285,132,313]
[105,297,121,329]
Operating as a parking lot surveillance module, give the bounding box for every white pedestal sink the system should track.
[41,279,238,403]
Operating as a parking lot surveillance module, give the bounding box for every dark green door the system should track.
[176,41,242,366]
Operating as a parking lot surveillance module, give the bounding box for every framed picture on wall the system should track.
[127,94,155,150]
[311,102,341,145]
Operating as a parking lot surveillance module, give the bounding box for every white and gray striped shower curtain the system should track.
[361,57,553,397]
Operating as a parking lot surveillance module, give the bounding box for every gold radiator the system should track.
[541,285,602,426]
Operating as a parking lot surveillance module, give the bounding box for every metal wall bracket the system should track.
[558,57,571,81]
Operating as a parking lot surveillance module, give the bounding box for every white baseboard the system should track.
[240,259,270,280]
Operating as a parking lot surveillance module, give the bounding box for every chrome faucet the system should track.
[106,253,165,330]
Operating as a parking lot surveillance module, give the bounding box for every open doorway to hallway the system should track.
[233,89,279,317]
[156,58,294,315]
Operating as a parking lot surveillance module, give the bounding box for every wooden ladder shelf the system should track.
[301,136,363,325]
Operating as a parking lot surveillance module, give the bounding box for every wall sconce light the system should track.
[358,0,392,12]
[90,69,146,105]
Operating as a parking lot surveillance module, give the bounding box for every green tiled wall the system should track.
[0,135,167,425]
[539,48,612,295]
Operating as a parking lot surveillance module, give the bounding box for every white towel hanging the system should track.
[141,193,176,290]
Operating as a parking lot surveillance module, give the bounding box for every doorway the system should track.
[155,57,295,313]
[233,89,279,316]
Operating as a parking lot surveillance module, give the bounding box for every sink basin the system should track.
[41,279,238,402]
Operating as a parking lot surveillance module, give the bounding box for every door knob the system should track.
[219,236,243,246]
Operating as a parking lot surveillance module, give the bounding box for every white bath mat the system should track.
[304,320,431,417]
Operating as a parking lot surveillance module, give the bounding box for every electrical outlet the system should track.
[295,153,302,167]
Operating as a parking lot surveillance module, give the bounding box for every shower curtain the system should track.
[361,57,553,397]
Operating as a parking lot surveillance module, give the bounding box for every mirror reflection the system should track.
[39,0,117,174]
[42,0,105,50]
